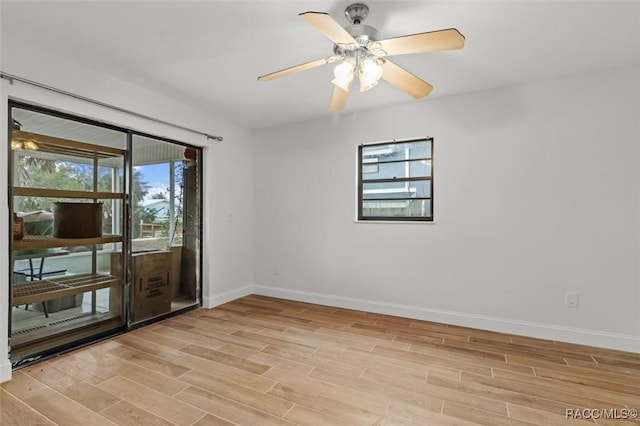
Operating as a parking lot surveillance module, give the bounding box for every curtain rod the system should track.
[0,71,223,142]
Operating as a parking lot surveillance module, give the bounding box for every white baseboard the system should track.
[252,284,640,353]
[203,284,254,309]
[0,359,12,383]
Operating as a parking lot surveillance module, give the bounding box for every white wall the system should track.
[0,35,254,381]
[252,64,640,352]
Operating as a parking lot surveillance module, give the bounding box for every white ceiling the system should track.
[2,1,639,129]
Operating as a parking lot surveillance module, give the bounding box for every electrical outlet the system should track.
[565,291,578,308]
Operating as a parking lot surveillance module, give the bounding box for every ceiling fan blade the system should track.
[328,85,350,112]
[258,55,341,82]
[380,60,433,99]
[372,28,465,56]
[299,12,357,45]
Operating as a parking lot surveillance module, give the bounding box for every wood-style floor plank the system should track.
[192,413,238,426]
[368,369,510,416]
[216,343,315,375]
[491,368,640,407]
[315,325,412,351]
[506,354,635,385]
[231,330,318,353]
[173,353,277,392]
[407,341,537,375]
[177,370,294,417]
[16,390,118,426]
[105,344,191,378]
[459,371,630,412]
[179,343,271,374]
[283,404,353,426]
[265,366,389,415]
[507,403,596,426]
[267,381,384,424]
[2,295,638,426]
[98,376,205,426]
[145,324,229,350]
[261,344,367,378]
[372,344,494,376]
[533,366,640,395]
[174,385,296,426]
[427,373,586,418]
[3,372,116,426]
[126,327,192,351]
[111,333,186,362]
[99,400,175,426]
[469,336,599,363]
[0,389,56,426]
[308,367,444,414]
[50,347,190,396]
[24,363,120,412]
[442,400,535,426]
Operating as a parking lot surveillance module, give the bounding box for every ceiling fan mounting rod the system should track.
[345,3,369,25]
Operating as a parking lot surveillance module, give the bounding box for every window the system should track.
[358,137,433,221]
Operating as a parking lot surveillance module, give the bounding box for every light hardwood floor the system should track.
[2,295,639,425]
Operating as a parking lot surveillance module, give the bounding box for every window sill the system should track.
[353,220,436,225]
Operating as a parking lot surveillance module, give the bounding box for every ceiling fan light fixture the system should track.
[23,140,39,151]
[359,58,383,92]
[11,138,39,151]
[332,59,355,91]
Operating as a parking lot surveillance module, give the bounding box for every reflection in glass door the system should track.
[128,134,202,325]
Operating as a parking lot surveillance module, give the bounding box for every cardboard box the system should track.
[131,251,172,323]
[111,250,172,323]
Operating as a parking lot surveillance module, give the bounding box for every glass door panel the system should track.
[9,102,128,365]
[129,134,201,325]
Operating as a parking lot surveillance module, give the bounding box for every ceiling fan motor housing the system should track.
[333,24,380,58]
[347,24,379,43]
[345,3,369,25]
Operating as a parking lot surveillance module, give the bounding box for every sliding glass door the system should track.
[8,102,128,365]
[8,101,203,366]
[128,133,202,325]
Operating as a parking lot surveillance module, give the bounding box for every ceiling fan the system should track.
[257,3,465,112]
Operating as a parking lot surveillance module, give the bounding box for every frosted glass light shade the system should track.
[332,60,355,91]
[359,58,383,92]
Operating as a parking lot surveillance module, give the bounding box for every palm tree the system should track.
[12,120,56,188]
[16,156,57,187]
